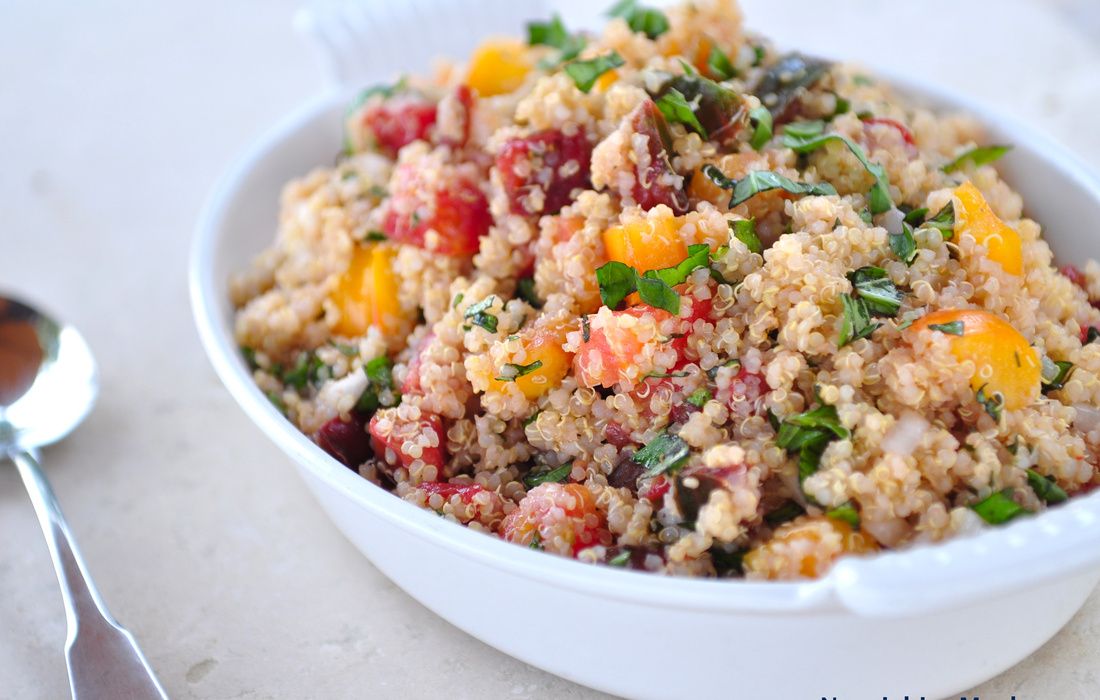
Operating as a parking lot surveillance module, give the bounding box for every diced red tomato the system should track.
[381,162,491,256]
[628,100,688,214]
[668,296,714,368]
[861,117,915,146]
[501,483,608,556]
[369,410,446,470]
[317,413,372,468]
[641,475,671,503]
[496,127,593,216]
[573,307,671,389]
[360,93,438,157]
[725,366,769,416]
[1062,265,1087,289]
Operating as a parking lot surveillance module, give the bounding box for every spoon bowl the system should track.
[0,294,98,451]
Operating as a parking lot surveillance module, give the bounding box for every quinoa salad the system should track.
[231,0,1100,580]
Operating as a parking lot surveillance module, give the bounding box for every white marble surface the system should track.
[2,1,1099,698]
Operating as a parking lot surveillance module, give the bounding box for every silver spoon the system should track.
[0,293,167,700]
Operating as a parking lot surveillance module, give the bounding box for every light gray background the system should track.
[2,0,1099,698]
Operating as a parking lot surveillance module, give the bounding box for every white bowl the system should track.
[190,5,1100,697]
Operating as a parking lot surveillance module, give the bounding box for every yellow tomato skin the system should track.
[909,308,1040,410]
[466,39,532,97]
[330,244,410,338]
[602,215,688,273]
[954,181,1023,276]
[488,329,572,400]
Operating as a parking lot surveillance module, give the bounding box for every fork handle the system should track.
[11,450,168,700]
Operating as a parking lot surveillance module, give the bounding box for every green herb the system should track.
[348,78,407,113]
[831,94,850,117]
[595,261,637,309]
[729,219,762,255]
[747,105,773,150]
[976,384,1005,421]
[645,370,691,379]
[1040,356,1074,393]
[894,309,922,331]
[634,274,681,314]
[838,293,880,346]
[1088,327,1100,344]
[970,489,1030,525]
[524,463,573,488]
[647,243,711,287]
[240,346,259,370]
[530,533,543,550]
[782,121,892,214]
[496,360,545,382]
[847,266,902,316]
[889,222,918,265]
[595,244,711,314]
[331,342,358,357]
[528,14,586,68]
[266,391,287,415]
[782,119,824,139]
[686,388,712,407]
[355,356,398,413]
[516,277,542,309]
[564,51,625,93]
[943,145,1012,173]
[1027,469,1068,505]
[707,45,736,80]
[607,0,669,39]
[764,500,805,527]
[752,52,830,119]
[825,502,860,528]
[858,208,873,226]
[706,358,741,380]
[608,550,632,567]
[655,88,707,137]
[452,293,464,309]
[702,165,837,209]
[365,231,387,242]
[928,320,964,336]
[902,207,928,225]
[920,201,955,240]
[523,409,542,427]
[776,401,848,484]
[632,431,690,477]
[464,295,499,333]
[282,351,329,391]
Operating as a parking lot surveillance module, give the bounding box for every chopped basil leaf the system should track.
[596,261,638,309]
[645,370,690,379]
[365,356,394,389]
[1088,327,1100,344]
[608,550,632,567]
[655,88,707,138]
[764,500,805,527]
[889,222,918,265]
[530,533,543,550]
[356,356,398,413]
[847,266,902,316]
[282,351,329,391]
[838,293,880,346]
[943,145,1012,173]
[751,52,831,120]
[516,277,542,309]
[928,320,964,336]
[635,274,681,314]
[464,295,499,333]
[859,208,873,225]
[607,0,669,39]
[782,122,892,214]
[752,46,766,66]
[523,463,572,488]
[686,388,712,407]
[646,243,711,287]
[902,207,928,225]
[1027,469,1068,504]
[970,489,1029,525]
[528,14,586,68]
[976,384,1005,421]
[266,391,287,415]
[365,231,387,242]
[1041,356,1074,393]
[581,314,591,342]
[782,119,824,139]
[748,105,773,150]
[730,218,762,255]
[331,342,358,357]
[831,94,850,117]
[240,346,259,370]
[564,51,625,93]
[920,201,955,240]
[825,502,860,528]
[597,245,710,314]
[707,45,736,80]
[496,360,545,382]
[702,165,837,209]
[706,358,741,380]
[452,293,464,309]
[632,431,690,477]
[650,74,741,140]
[776,403,849,446]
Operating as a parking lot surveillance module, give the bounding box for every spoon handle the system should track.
[11,450,168,700]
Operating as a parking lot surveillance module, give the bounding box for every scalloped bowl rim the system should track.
[191,66,1100,616]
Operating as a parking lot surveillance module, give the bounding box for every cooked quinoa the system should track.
[231,0,1100,580]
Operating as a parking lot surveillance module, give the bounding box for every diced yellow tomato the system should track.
[489,328,573,400]
[953,181,1023,276]
[594,69,619,92]
[743,515,877,580]
[909,308,1040,410]
[466,39,532,97]
[330,244,411,338]
[603,214,688,273]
